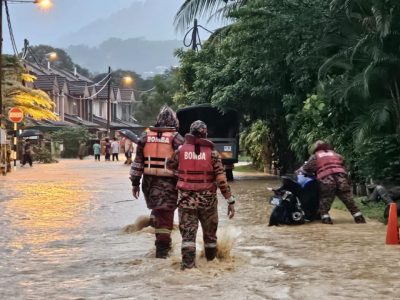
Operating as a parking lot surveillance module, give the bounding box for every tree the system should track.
[2,55,58,120]
[175,0,329,172]
[25,45,90,77]
[174,0,248,30]
[50,127,92,158]
[134,69,180,126]
[92,69,153,90]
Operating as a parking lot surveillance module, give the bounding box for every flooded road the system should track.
[0,160,399,299]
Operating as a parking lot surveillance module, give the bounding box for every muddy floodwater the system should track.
[1,160,399,299]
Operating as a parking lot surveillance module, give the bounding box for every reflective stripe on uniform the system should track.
[353,212,362,217]
[154,228,172,234]
[204,243,217,248]
[321,214,330,219]
[182,241,196,248]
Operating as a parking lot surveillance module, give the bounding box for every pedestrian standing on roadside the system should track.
[130,106,184,258]
[167,120,235,270]
[124,137,133,165]
[21,139,33,167]
[104,138,111,161]
[111,137,120,161]
[93,140,101,161]
[302,140,366,224]
[78,141,87,160]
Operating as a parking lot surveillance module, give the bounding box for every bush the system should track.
[240,120,272,171]
[355,135,400,184]
[35,147,58,164]
[51,127,92,158]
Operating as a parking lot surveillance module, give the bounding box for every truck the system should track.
[177,104,240,181]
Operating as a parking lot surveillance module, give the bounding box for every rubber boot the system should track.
[321,215,333,224]
[155,241,171,259]
[204,247,217,261]
[353,214,366,224]
[181,250,196,270]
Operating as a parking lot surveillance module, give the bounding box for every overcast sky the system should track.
[3,0,220,53]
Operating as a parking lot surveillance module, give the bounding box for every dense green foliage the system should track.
[240,120,272,171]
[50,127,92,158]
[172,0,400,183]
[134,69,180,126]
[92,69,153,90]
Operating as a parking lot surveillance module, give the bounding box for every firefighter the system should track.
[167,120,235,270]
[129,106,184,258]
[302,140,366,224]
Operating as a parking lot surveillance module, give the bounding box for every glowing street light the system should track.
[34,0,53,10]
[123,76,134,87]
[0,0,53,126]
[45,51,57,69]
[46,51,57,61]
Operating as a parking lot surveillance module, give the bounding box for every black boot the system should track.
[354,215,366,224]
[181,250,196,270]
[321,217,333,224]
[155,241,171,259]
[204,247,217,261]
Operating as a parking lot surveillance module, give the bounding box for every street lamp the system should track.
[34,0,53,10]
[0,0,53,126]
[45,51,57,69]
[123,75,134,87]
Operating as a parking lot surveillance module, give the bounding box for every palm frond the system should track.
[318,50,351,79]
[174,0,248,31]
[174,0,227,31]
[352,100,391,145]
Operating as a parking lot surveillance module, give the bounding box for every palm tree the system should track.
[319,0,400,143]
[174,0,248,30]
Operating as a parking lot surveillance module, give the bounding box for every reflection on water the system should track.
[1,161,400,299]
[5,182,90,250]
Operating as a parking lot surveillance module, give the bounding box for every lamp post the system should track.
[0,0,53,126]
[45,51,57,69]
[106,66,111,133]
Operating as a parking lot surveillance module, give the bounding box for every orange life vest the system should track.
[177,134,216,192]
[143,127,176,177]
[315,150,346,179]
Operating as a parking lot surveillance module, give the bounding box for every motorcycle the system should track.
[268,174,319,226]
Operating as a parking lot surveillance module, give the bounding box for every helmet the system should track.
[312,140,332,153]
[155,105,179,128]
[190,120,207,138]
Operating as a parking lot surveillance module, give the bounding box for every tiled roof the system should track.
[56,75,67,91]
[68,81,87,96]
[94,84,112,100]
[34,75,58,92]
[92,115,143,130]
[64,114,98,127]
[120,89,135,101]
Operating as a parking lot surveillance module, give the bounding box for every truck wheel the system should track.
[225,168,234,181]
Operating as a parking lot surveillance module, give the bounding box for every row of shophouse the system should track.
[22,60,143,138]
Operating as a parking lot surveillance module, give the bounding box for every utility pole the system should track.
[191,19,199,51]
[106,66,111,134]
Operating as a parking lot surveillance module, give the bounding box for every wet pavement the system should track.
[0,159,399,299]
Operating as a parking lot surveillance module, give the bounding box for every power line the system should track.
[4,0,20,58]
[65,77,111,100]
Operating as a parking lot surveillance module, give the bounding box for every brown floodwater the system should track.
[0,160,399,299]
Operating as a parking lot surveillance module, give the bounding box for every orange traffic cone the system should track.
[386,203,399,245]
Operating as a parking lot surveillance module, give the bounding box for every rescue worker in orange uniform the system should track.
[167,120,235,270]
[302,140,366,224]
[130,106,184,258]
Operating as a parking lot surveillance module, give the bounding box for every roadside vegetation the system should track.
[164,0,400,186]
[333,198,388,223]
